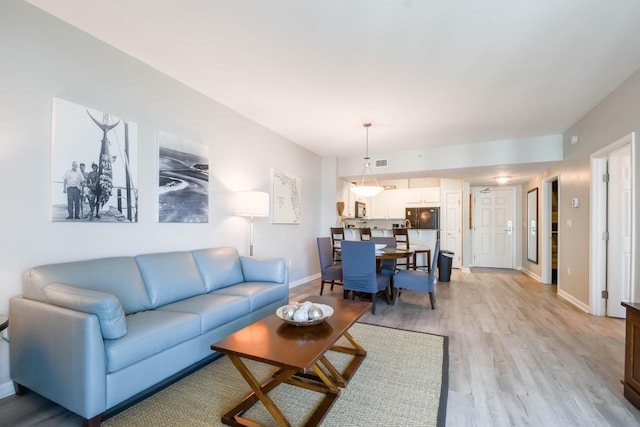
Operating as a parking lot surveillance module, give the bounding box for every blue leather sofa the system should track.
[9,247,289,426]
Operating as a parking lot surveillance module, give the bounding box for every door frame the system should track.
[589,132,636,316]
[541,173,559,285]
[444,190,462,269]
[471,186,517,269]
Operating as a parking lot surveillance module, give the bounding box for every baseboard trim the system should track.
[289,273,320,288]
[557,289,590,313]
[521,268,542,283]
[0,380,14,399]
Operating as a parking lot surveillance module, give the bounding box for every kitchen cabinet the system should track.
[342,184,440,219]
[342,181,370,218]
[405,187,440,205]
[387,190,409,219]
[369,191,388,219]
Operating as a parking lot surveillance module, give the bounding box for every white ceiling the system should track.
[25,0,640,182]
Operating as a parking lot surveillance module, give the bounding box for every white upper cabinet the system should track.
[341,184,440,220]
[387,190,409,219]
[405,187,440,205]
[369,191,388,219]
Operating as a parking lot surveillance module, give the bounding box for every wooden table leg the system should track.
[224,355,293,427]
[280,330,367,389]
[224,355,342,427]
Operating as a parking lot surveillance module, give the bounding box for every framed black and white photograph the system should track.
[271,168,301,224]
[158,132,209,223]
[50,98,138,222]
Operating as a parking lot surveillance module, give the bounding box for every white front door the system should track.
[606,144,632,318]
[444,191,462,268]
[472,187,515,268]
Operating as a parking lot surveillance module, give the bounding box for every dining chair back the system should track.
[316,237,343,295]
[371,236,397,279]
[392,227,411,249]
[392,228,410,269]
[330,227,345,261]
[360,228,372,241]
[341,240,391,314]
[393,240,440,309]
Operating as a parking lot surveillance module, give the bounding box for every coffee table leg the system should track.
[224,354,294,427]
[290,330,367,388]
[224,356,342,427]
[328,331,367,385]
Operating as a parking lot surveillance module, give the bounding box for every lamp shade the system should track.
[234,191,269,217]
[351,184,384,197]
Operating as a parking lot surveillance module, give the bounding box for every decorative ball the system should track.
[308,305,324,320]
[293,308,309,322]
[282,305,295,320]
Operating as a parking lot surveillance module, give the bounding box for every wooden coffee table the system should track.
[210,295,371,427]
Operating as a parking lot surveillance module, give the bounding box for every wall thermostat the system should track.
[571,197,579,208]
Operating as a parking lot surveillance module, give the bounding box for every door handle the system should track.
[504,220,513,234]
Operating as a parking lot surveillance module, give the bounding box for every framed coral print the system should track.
[271,168,301,224]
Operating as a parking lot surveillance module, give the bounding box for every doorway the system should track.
[542,175,559,286]
[590,132,635,317]
[471,186,516,268]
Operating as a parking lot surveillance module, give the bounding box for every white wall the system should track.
[338,134,563,178]
[0,0,322,395]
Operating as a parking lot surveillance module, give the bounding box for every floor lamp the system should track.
[234,191,270,256]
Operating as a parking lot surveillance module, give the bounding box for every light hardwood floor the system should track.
[1,268,639,426]
[294,268,640,427]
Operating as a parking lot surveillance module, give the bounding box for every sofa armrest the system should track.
[9,296,107,420]
[44,283,127,339]
[240,256,288,284]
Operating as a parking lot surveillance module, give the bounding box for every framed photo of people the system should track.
[50,98,138,222]
[157,132,209,223]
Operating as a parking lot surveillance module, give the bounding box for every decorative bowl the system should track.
[375,244,387,251]
[276,303,334,326]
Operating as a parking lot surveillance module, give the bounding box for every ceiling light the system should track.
[351,123,384,197]
[495,176,511,185]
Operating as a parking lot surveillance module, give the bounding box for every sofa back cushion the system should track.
[192,247,245,292]
[135,251,207,307]
[22,257,152,314]
[240,256,288,284]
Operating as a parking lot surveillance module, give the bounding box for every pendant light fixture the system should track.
[351,122,384,197]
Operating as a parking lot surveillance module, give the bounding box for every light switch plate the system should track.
[571,197,579,208]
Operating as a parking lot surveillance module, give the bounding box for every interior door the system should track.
[472,187,515,268]
[606,144,632,318]
[444,191,462,268]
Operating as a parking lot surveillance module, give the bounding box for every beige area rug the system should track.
[104,323,448,427]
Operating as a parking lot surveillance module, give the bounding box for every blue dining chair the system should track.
[371,236,397,280]
[393,240,440,309]
[316,237,342,295]
[341,240,391,314]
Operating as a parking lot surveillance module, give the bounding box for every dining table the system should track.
[375,247,415,267]
[375,247,414,304]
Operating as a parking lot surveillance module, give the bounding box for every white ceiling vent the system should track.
[375,159,388,168]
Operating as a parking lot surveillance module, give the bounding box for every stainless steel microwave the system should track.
[355,201,367,218]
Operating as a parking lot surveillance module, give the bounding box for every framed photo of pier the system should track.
[50,97,138,222]
[271,168,301,224]
[158,132,209,223]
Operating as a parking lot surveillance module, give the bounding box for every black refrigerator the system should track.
[405,207,440,229]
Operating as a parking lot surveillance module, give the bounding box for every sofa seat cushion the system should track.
[105,310,200,372]
[213,282,288,311]
[158,294,250,332]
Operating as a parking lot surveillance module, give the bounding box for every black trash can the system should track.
[438,250,454,282]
